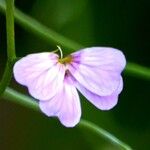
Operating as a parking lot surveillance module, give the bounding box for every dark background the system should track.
[0,0,150,149]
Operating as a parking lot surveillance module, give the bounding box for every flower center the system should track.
[55,46,73,64]
[58,55,73,64]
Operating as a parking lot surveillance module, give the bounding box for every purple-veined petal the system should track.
[71,47,126,73]
[68,62,121,96]
[14,52,58,85]
[13,52,66,101]
[39,76,81,127]
[67,47,126,96]
[75,77,123,110]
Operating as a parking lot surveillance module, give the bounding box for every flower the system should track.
[13,47,126,127]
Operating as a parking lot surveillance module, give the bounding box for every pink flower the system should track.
[13,47,126,127]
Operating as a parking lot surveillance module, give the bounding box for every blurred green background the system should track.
[0,0,150,149]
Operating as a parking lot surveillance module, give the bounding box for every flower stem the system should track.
[79,120,132,150]
[3,87,39,111]
[6,0,16,61]
[125,62,150,80]
[2,87,132,150]
[0,62,13,94]
[0,0,16,95]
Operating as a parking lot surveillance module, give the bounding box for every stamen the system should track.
[57,45,63,59]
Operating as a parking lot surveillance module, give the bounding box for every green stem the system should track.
[3,87,39,111]
[125,62,150,80]
[79,120,132,150]
[0,1,81,51]
[0,0,16,95]
[2,87,132,150]
[6,0,16,61]
[15,8,82,51]
[0,62,13,94]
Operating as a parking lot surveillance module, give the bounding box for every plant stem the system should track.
[0,0,16,95]
[6,0,16,61]
[125,62,150,80]
[3,87,39,111]
[3,87,132,150]
[0,62,13,94]
[79,120,132,150]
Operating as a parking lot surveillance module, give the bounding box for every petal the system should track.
[71,47,126,73]
[76,77,123,110]
[68,62,121,96]
[13,52,66,101]
[39,77,81,127]
[13,52,58,85]
[68,47,126,96]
